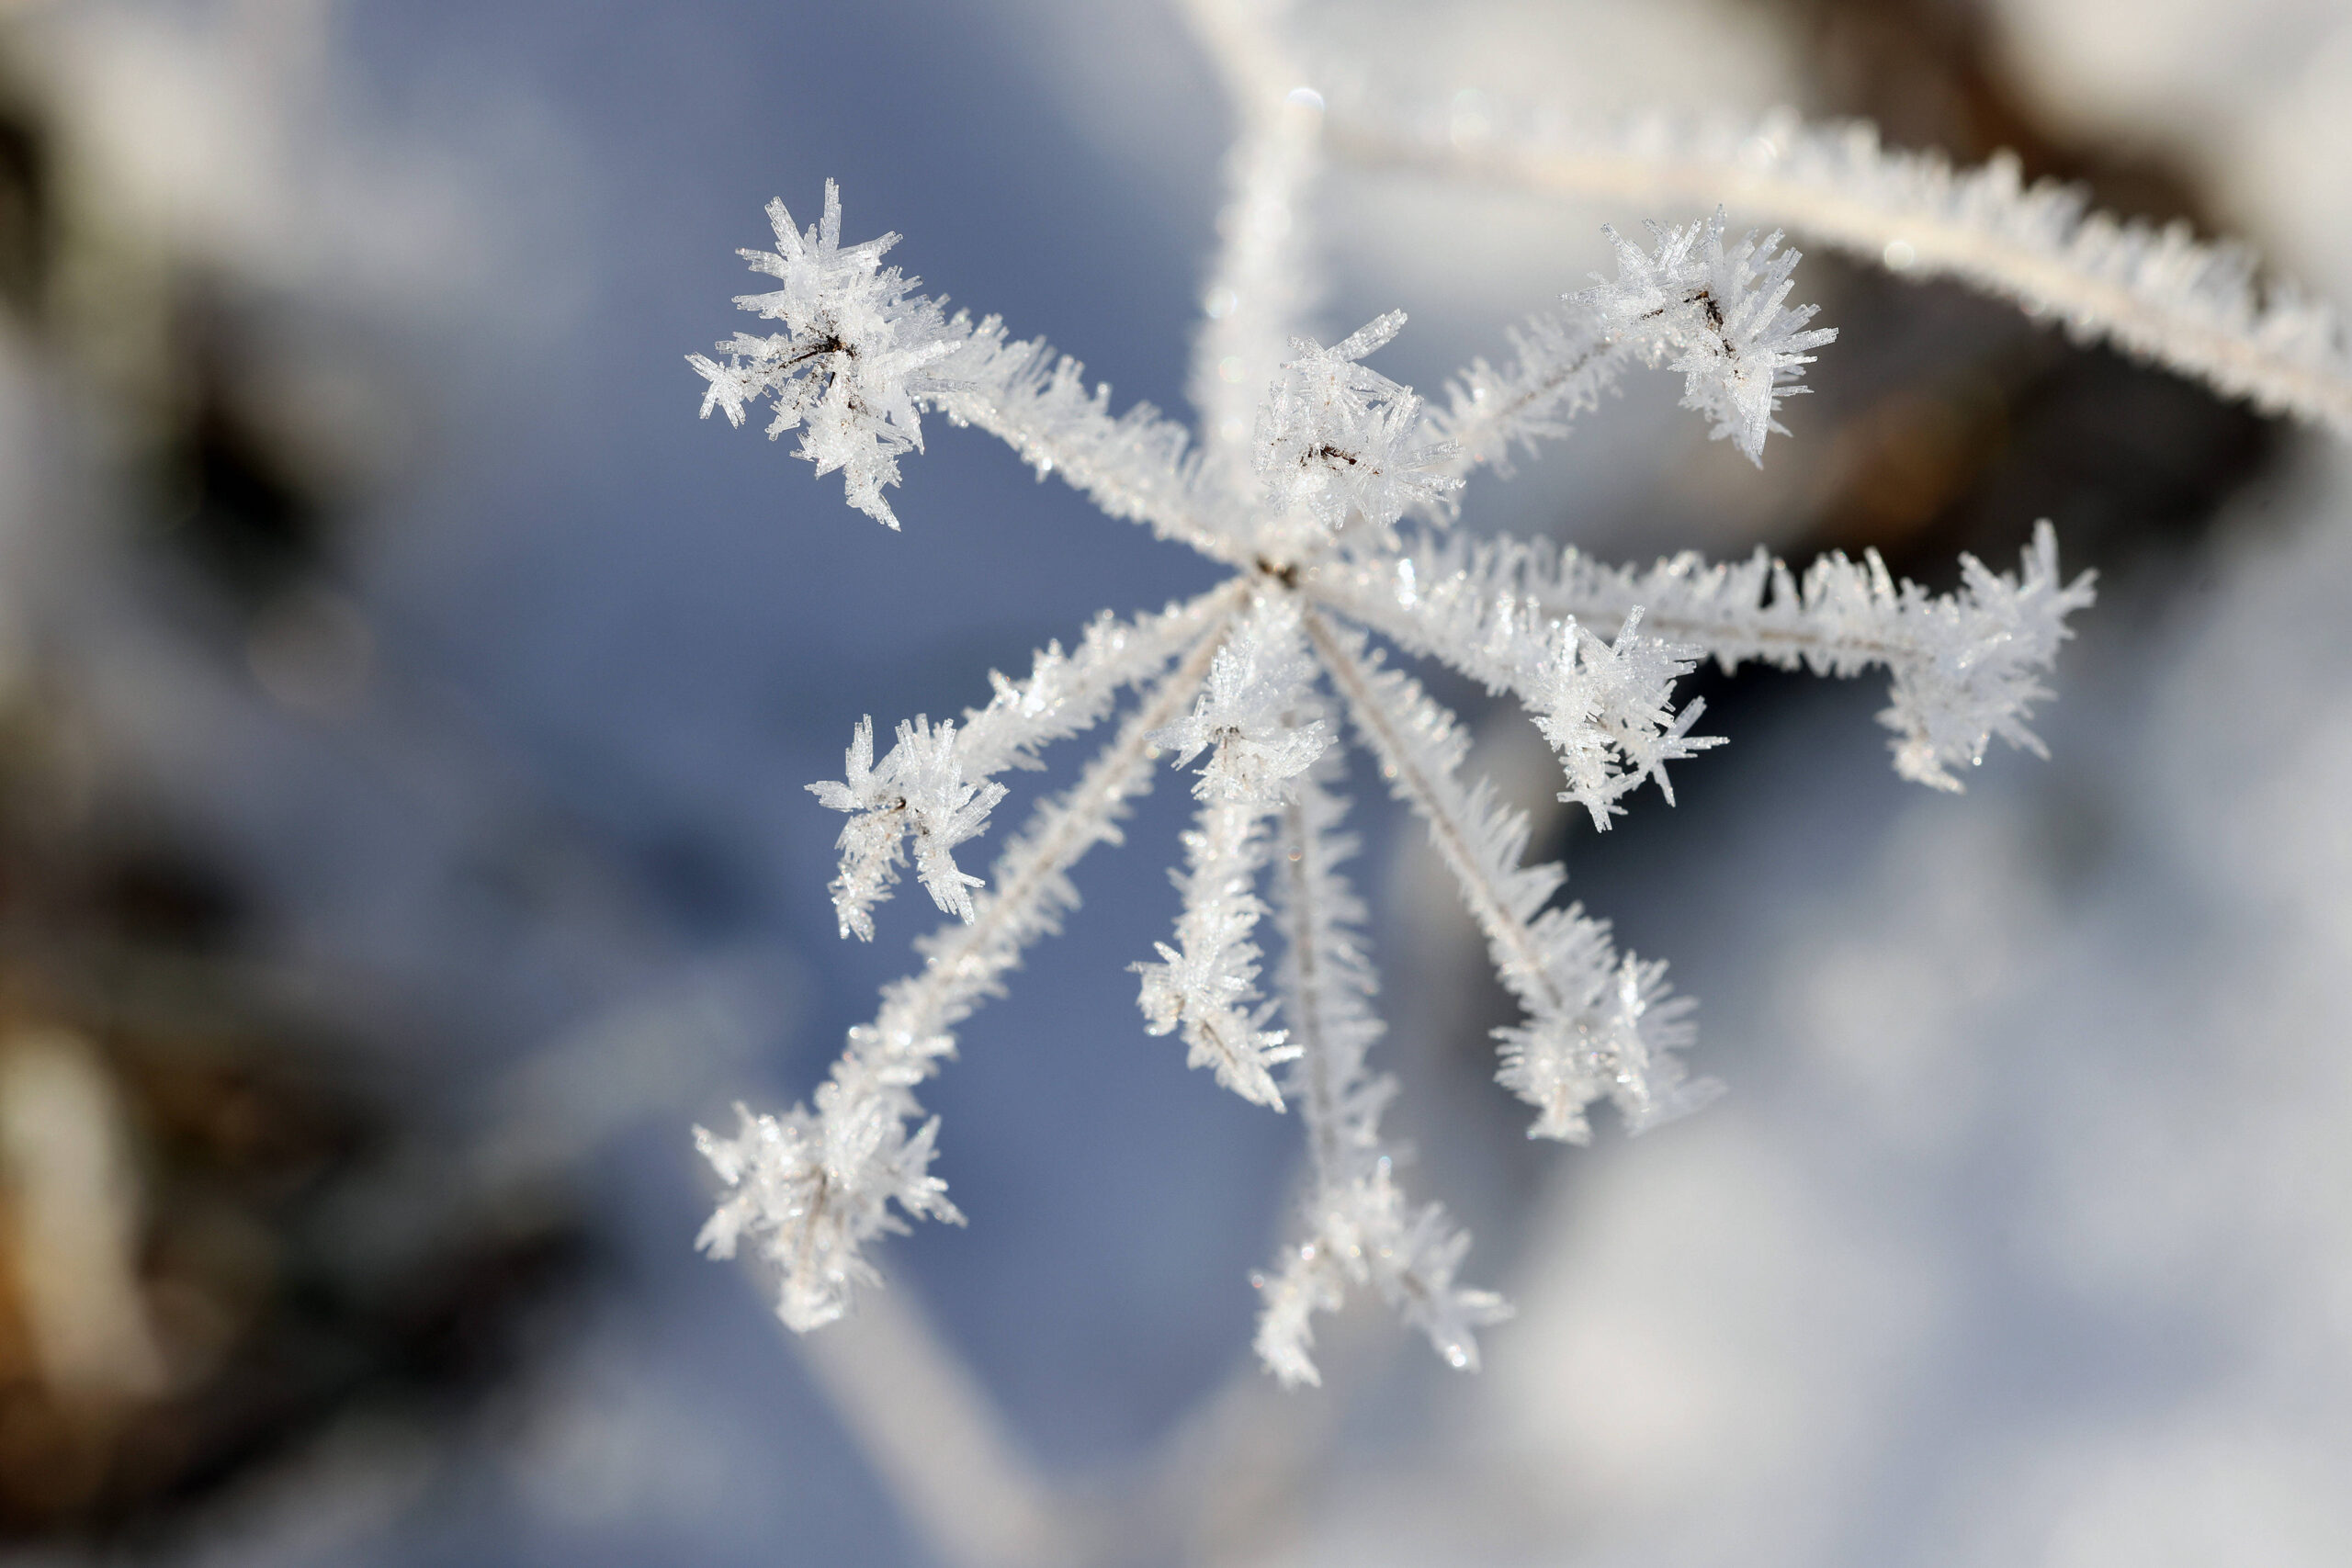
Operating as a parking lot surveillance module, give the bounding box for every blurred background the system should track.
[0,1,2347,1564]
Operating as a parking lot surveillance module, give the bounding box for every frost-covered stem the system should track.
[892,622,1234,1056]
[1183,0,1326,502]
[695,185,1245,550]
[699,614,1236,1331]
[931,321,1244,565]
[1314,534,1892,674]
[1302,607,1572,1030]
[957,585,1249,776]
[1278,795,1349,1182]
[1313,523,2094,791]
[1420,211,1832,481]
[1326,102,2352,435]
[1252,763,1508,1385]
[1426,317,1627,481]
[817,585,1250,941]
[1136,592,1326,1107]
[1301,607,1706,1141]
[1265,761,1385,1177]
[1304,556,1527,699]
[1141,792,1300,1110]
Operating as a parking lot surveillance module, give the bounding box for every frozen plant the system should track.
[686,23,2101,1386]
[1320,93,2352,438]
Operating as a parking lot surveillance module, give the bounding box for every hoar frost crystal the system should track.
[687,137,2090,1383]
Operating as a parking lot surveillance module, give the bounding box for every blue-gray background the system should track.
[7,3,2352,1566]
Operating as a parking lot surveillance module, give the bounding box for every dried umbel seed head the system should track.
[686,164,2086,1383]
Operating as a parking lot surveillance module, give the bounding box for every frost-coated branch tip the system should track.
[689,181,960,528]
[1256,312,1462,540]
[1425,210,1834,480]
[1577,209,1837,463]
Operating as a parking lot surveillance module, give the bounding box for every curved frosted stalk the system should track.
[1327,102,2352,435]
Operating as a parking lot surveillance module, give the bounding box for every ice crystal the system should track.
[1256,310,1461,541]
[687,62,2093,1385]
[689,180,958,529]
[808,716,1006,939]
[1577,211,1835,462]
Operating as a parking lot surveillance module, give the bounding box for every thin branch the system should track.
[1424,310,1627,482]
[697,609,1238,1330]
[887,611,1238,1072]
[1301,607,1707,1142]
[1275,785,1359,1184]
[817,582,1249,939]
[1180,0,1327,502]
[1311,522,2094,791]
[1253,758,1508,1385]
[1327,101,2352,435]
[1136,590,1329,1108]
[929,319,1246,564]
[1302,607,1573,1024]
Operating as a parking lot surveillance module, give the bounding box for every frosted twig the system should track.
[814,583,1247,939]
[958,586,1250,779]
[1183,0,1325,505]
[1424,306,1625,481]
[697,615,1236,1330]
[1137,791,1300,1109]
[1135,592,1328,1108]
[1252,759,1509,1386]
[1423,208,1833,485]
[1303,608,1715,1143]
[1313,521,2094,792]
[1326,100,2352,435]
[931,320,1240,562]
[693,184,1238,559]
